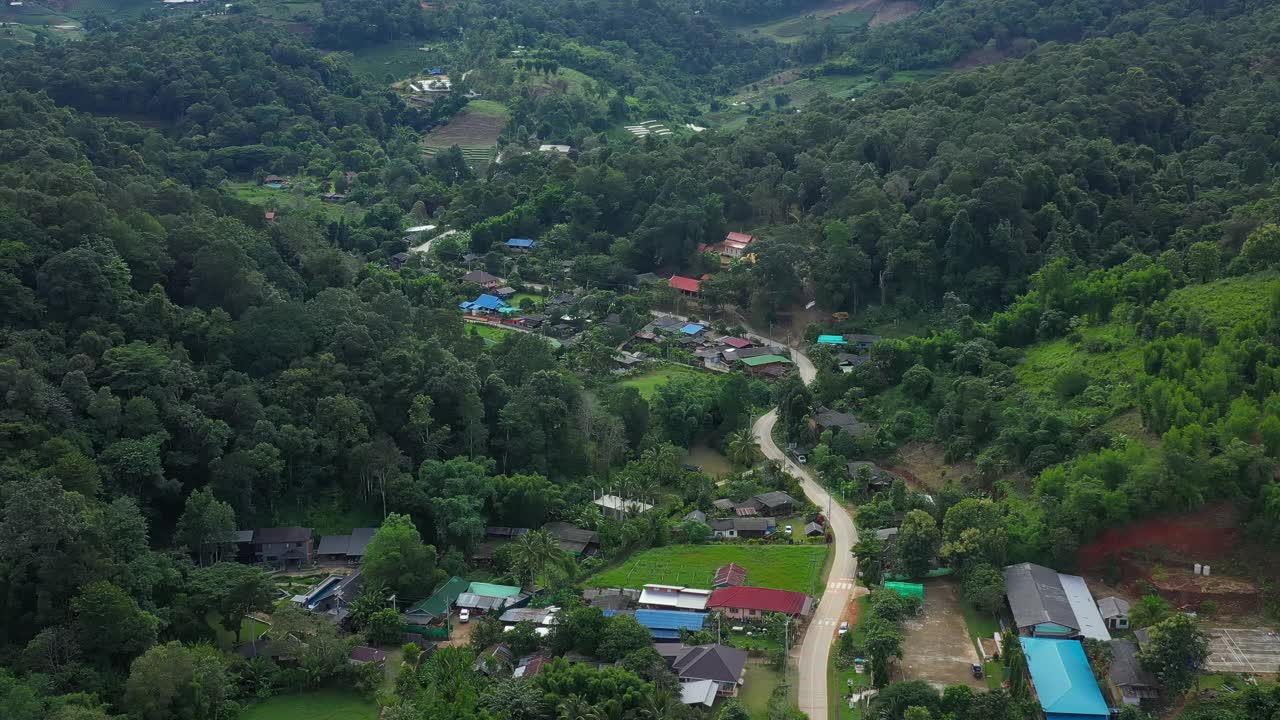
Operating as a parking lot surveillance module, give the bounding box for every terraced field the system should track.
[422,100,508,172]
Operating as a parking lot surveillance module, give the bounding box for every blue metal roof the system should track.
[817,334,846,344]
[507,238,535,248]
[633,609,706,632]
[1020,638,1109,719]
[464,294,508,311]
[680,323,705,335]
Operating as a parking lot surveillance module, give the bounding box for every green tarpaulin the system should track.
[884,581,924,600]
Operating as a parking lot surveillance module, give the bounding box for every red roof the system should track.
[669,275,701,293]
[713,563,748,587]
[721,337,752,349]
[708,586,810,615]
[725,232,755,245]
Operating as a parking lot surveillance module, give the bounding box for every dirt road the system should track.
[752,344,856,720]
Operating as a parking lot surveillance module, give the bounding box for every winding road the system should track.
[750,340,859,720]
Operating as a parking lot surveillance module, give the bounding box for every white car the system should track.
[459,608,471,623]
[785,525,793,534]
[838,621,849,635]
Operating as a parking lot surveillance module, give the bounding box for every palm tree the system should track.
[557,695,599,720]
[511,529,559,587]
[725,429,762,468]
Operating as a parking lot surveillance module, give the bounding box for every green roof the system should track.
[407,576,468,618]
[817,335,846,344]
[467,582,522,598]
[740,354,792,367]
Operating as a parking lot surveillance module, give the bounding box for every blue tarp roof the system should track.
[817,335,846,344]
[680,323,705,335]
[463,294,508,311]
[430,68,444,74]
[507,238,535,248]
[633,609,706,632]
[1020,638,1109,719]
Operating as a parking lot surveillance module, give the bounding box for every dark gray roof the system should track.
[711,499,736,510]
[814,407,868,436]
[1003,563,1079,632]
[730,346,786,359]
[709,517,774,532]
[347,528,376,557]
[804,522,824,536]
[233,530,255,543]
[683,510,707,523]
[845,334,882,345]
[543,522,599,544]
[1109,639,1158,689]
[463,270,500,284]
[753,491,799,510]
[659,644,748,684]
[317,534,350,556]
[1097,596,1130,620]
[875,527,899,541]
[253,527,311,544]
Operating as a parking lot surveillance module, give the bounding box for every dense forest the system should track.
[3,0,1280,717]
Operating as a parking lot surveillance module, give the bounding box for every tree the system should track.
[189,563,275,644]
[854,533,885,585]
[1139,613,1209,697]
[174,489,237,565]
[1127,594,1170,629]
[1082,638,1113,685]
[961,563,1006,614]
[361,513,442,599]
[72,582,158,670]
[725,429,762,467]
[717,699,751,720]
[896,510,939,578]
[904,708,933,720]
[597,614,653,661]
[864,618,903,688]
[366,608,403,646]
[509,529,561,587]
[124,642,232,720]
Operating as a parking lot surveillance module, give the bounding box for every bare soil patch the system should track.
[950,46,1010,70]
[899,579,984,690]
[890,441,976,490]
[849,0,919,27]
[423,110,504,149]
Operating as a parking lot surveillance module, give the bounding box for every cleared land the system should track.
[615,365,707,400]
[588,544,828,594]
[1206,628,1280,673]
[898,579,984,690]
[423,101,509,171]
[741,663,784,719]
[737,1,872,44]
[240,690,379,720]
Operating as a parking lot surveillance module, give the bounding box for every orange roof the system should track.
[669,275,701,293]
[725,232,754,245]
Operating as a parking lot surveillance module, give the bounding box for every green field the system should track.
[469,323,515,345]
[207,612,271,651]
[346,43,438,82]
[422,101,509,172]
[615,365,707,400]
[1160,270,1278,328]
[1015,321,1142,408]
[741,664,784,719]
[587,544,828,594]
[740,8,872,43]
[240,689,379,720]
[224,180,357,222]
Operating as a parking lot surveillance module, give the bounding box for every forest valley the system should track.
[4,0,1280,719]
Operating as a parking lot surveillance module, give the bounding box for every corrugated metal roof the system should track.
[1020,637,1109,718]
[1058,573,1110,641]
[633,609,706,632]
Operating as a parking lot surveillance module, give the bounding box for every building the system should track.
[262,174,285,185]
[711,498,737,512]
[713,563,748,588]
[1004,563,1111,641]
[459,293,513,315]
[239,527,313,570]
[720,336,753,349]
[837,353,869,373]
[583,587,640,612]
[740,354,793,376]
[707,586,813,619]
[679,679,719,708]
[817,334,846,345]
[708,517,775,539]
[1107,638,1160,707]
[721,232,755,260]
[538,144,572,153]
[514,653,552,679]
[846,334,882,351]
[847,461,896,492]
[620,608,707,640]
[684,510,707,524]
[297,570,363,620]
[474,644,515,675]
[669,275,701,297]
[349,646,387,665]
[315,528,376,565]
[812,407,868,438]
[1019,637,1110,720]
[639,584,712,612]
[752,490,799,515]
[657,644,749,697]
[404,576,469,626]
[593,494,654,520]
[494,286,517,299]
[498,607,556,627]
[320,192,347,202]
[1097,596,1131,631]
[506,238,535,251]
[463,270,501,288]
[804,522,824,537]
[543,522,600,556]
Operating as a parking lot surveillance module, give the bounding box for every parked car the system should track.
[838,621,849,635]
[459,609,471,624]
[971,664,983,679]
[785,525,794,534]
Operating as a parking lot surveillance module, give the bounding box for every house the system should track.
[349,646,387,665]
[513,653,551,679]
[320,192,347,202]
[1004,563,1111,641]
[837,353,869,373]
[467,582,523,600]
[473,644,514,675]
[812,407,869,438]
[459,293,512,315]
[262,174,285,185]
[457,582,527,615]
[734,506,759,517]
[740,354,793,376]
[711,498,737,512]
[299,570,363,619]
[680,679,719,708]
[390,252,410,270]
[817,334,846,345]
[713,563,748,588]
[708,586,813,619]
[404,576,469,626]
[804,522,825,537]
[582,587,640,612]
[684,510,707,524]
[639,584,712,612]
[752,490,800,515]
[1108,638,1159,706]
[463,270,501,288]
[494,286,517,299]
[875,527,900,558]
[486,526,530,539]
[1019,637,1110,720]
[669,275,701,297]
[721,232,756,260]
[498,607,556,626]
[680,323,705,336]
[657,644,749,697]
[543,521,600,556]
[506,238,535,251]
[515,313,547,329]
[316,528,376,565]
[708,517,775,539]
[538,144,572,153]
[846,334,882,351]
[613,608,707,640]
[720,336,753,349]
[1097,596,1131,631]
[593,494,654,520]
[236,638,301,664]
[847,461,896,491]
[241,527,313,570]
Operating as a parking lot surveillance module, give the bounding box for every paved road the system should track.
[752,344,856,720]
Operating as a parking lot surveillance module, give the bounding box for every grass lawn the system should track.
[509,292,544,308]
[469,323,515,345]
[587,544,827,594]
[1161,270,1278,328]
[683,443,732,477]
[207,612,271,651]
[959,601,1003,690]
[346,42,435,82]
[740,664,783,719]
[615,365,708,400]
[831,595,873,720]
[240,689,379,720]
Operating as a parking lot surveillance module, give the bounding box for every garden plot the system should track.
[422,101,508,171]
[624,120,674,138]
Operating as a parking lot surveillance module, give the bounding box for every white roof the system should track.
[404,224,435,233]
[1058,573,1111,641]
[680,679,718,707]
[639,584,711,611]
[594,495,653,513]
[538,144,571,153]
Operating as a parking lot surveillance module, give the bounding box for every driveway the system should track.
[898,579,984,690]
[753,344,851,720]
